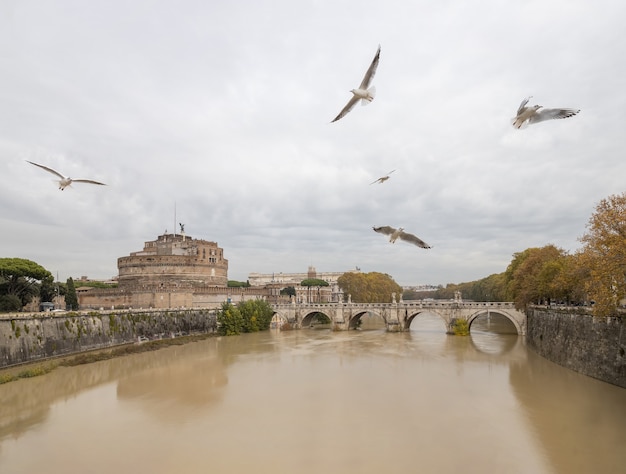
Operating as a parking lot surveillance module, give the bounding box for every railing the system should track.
[272,301,517,309]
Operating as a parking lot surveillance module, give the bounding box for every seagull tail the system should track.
[361,86,376,105]
[511,117,528,129]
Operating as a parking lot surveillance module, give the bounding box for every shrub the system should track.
[452,318,469,336]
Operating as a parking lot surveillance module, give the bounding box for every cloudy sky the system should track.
[1,0,625,287]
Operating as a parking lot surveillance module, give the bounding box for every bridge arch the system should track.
[270,311,288,329]
[470,330,521,355]
[301,310,332,327]
[467,310,522,335]
[348,310,386,330]
[406,310,448,330]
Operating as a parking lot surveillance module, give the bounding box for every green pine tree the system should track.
[65,277,78,310]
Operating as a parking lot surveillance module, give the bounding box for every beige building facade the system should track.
[249,266,356,303]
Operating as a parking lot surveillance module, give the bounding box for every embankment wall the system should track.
[526,308,626,388]
[0,309,216,368]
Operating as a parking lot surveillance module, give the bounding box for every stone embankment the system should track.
[0,309,217,368]
[526,307,626,388]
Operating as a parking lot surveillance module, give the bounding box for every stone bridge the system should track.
[270,300,526,335]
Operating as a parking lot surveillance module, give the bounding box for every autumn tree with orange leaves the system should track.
[578,192,626,317]
[337,271,402,303]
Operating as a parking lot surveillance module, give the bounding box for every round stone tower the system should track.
[117,233,228,288]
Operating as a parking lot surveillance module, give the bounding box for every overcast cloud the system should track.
[1,0,625,286]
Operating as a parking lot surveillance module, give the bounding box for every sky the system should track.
[1,0,625,287]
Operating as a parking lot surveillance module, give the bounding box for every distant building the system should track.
[402,284,441,292]
[249,266,356,303]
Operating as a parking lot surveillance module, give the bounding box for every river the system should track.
[1,313,625,473]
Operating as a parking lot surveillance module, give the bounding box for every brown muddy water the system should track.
[1,313,625,473]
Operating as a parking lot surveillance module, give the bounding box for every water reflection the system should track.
[470,314,520,355]
[1,327,625,474]
[0,339,230,437]
[116,350,228,424]
[510,350,626,474]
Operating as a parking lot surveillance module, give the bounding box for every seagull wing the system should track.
[72,179,106,186]
[516,96,532,116]
[331,95,360,123]
[373,225,396,236]
[398,231,431,249]
[369,169,395,184]
[358,45,381,89]
[27,161,66,179]
[528,108,580,124]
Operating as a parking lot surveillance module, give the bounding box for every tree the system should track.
[217,300,274,335]
[503,245,568,309]
[555,252,590,305]
[217,302,244,335]
[579,192,626,317]
[402,288,424,300]
[0,258,53,309]
[467,273,508,302]
[0,295,22,312]
[39,274,57,303]
[337,272,402,303]
[280,286,296,297]
[428,274,508,302]
[238,299,274,332]
[65,277,78,310]
[432,284,458,300]
[300,278,329,303]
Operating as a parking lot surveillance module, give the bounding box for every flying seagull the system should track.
[331,45,381,123]
[512,96,580,129]
[373,226,431,249]
[26,160,106,190]
[370,169,396,185]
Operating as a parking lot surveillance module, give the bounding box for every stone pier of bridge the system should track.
[270,300,526,335]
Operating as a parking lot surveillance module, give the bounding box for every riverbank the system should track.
[0,332,217,384]
[0,308,217,368]
[526,307,626,388]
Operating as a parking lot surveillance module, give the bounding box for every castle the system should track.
[77,232,346,310]
[117,232,228,287]
[79,232,267,310]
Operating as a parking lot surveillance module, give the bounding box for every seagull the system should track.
[370,169,395,185]
[331,45,381,123]
[26,161,106,190]
[373,226,431,249]
[512,96,580,129]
